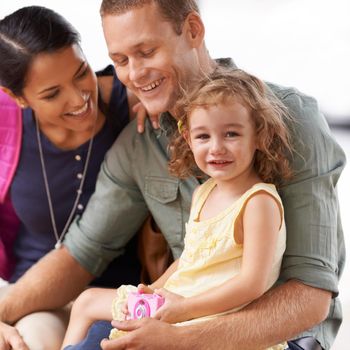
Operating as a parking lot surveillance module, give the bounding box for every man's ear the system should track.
[183,12,205,48]
[0,86,28,108]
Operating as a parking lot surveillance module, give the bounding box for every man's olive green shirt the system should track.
[65,62,346,349]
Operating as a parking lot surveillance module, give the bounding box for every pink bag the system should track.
[0,90,21,280]
[0,195,19,279]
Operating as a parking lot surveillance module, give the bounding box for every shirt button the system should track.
[75,155,81,161]
[77,204,84,210]
[77,173,83,179]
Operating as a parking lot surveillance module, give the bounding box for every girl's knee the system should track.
[71,288,102,317]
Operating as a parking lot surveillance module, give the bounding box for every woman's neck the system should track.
[36,109,105,150]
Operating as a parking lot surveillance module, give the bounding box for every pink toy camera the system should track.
[127,292,165,320]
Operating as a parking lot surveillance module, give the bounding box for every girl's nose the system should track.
[209,138,226,154]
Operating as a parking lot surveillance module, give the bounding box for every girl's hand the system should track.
[153,288,189,324]
[126,283,154,317]
[122,284,155,319]
[137,283,154,294]
[133,103,159,133]
[121,299,129,319]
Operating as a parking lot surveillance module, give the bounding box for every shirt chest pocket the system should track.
[144,176,179,204]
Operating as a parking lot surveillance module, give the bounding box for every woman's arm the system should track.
[137,259,180,294]
[149,259,179,290]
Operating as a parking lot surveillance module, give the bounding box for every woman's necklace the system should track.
[35,117,97,249]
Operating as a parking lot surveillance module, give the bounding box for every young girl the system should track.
[62,68,293,350]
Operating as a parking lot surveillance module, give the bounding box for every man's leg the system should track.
[0,285,71,350]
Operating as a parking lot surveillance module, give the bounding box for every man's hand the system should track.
[133,103,159,133]
[100,318,181,350]
[100,280,331,350]
[0,322,29,350]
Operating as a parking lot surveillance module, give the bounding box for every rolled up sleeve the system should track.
[275,88,346,295]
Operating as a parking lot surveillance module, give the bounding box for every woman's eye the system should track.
[43,91,59,100]
[76,67,89,79]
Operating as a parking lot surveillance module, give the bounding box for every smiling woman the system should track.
[0,6,141,350]
[18,45,105,149]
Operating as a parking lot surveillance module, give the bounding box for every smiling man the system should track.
[0,2,345,350]
[61,1,345,349]
[100,1,214,118]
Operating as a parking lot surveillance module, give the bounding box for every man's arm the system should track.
[101,280,331,350]
[0,246,93,324]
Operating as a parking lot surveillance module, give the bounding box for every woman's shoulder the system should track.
[96,65,115,105]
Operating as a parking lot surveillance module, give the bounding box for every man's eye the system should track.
[114,57,128,67]
[141,48,155,57]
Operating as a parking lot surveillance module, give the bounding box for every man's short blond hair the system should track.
[100,0,199,34]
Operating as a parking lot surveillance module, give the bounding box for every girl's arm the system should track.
[155,192,282,323]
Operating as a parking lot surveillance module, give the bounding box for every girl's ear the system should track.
[0,86,28,108]
[183,130,192,149]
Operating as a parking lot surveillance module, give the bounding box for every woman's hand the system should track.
[0,321,29,350]
[153,288,189,324]
[133,103,159,133]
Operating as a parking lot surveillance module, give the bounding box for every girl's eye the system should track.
[196,133,209,140]
[226,131,238,138]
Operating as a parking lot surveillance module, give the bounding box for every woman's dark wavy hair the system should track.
[169,68,294,186]
[0,6,80,96]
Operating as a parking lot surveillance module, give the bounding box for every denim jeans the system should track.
[63,321,112,350]
[287,336,324,350]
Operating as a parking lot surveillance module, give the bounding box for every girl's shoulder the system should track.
[239,183,284,225]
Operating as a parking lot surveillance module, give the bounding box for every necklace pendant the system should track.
[55,241,62,250]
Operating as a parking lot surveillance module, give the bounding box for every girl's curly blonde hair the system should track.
[168,68,294,186]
